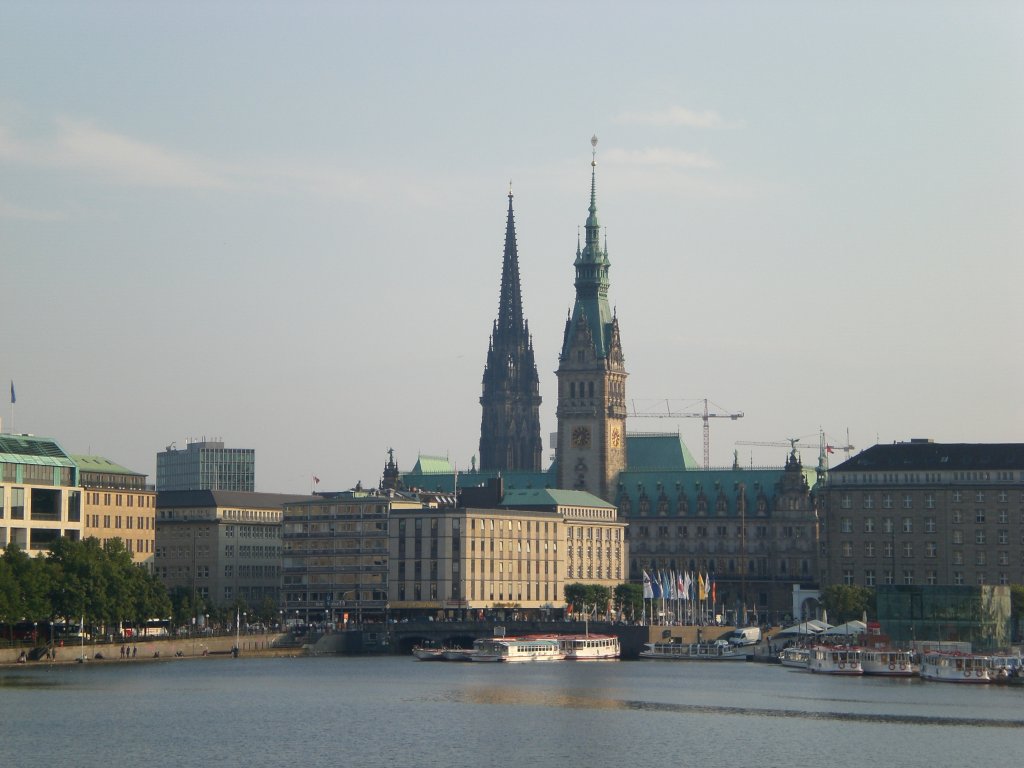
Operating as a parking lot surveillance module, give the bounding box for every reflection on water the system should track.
[1,657,1021,767]
[454,683,1024,728]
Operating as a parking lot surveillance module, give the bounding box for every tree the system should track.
[614,583,643,622]
[820,584,874,623]
[564,583,614,616]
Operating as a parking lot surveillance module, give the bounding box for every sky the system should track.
[2,1,1022,494]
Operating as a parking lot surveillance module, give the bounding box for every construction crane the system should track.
[735,430,855,467]
[629,398,744,470]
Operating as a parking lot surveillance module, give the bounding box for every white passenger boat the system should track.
[919,651,991,683]
[470,636,565,662]
[441,648,477,662]
[412,646,446,661]
[808,646,862,675]
[557,633,620,660]
[778,647,809,669]
[639,641,750,661]
[859,648,917,677]
[987,654,1023,682]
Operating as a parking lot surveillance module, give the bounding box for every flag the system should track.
[683,572,693,601]
[676,571,685,599]
[826,445,835,455]
[651,572,663,600]
[698,572,707,601]
[313,476,320,484]
[710,574,717,605]
[642,570,653,599]
[9,381,14,404]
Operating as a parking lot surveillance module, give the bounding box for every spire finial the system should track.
[508,179,513,199]
[591,134,598,166]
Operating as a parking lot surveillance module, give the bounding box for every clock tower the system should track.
[556,137,627,501]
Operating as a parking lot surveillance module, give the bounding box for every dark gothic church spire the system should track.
[479,188,543,472]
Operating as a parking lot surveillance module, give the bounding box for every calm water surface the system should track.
[1,656,1021,767]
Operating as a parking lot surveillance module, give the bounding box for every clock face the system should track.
[610,427,621,448]
[571,426,591,448]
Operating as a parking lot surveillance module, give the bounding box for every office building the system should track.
[156,440,255,492]
[73,454,156,569]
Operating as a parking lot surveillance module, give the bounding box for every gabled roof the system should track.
[0,434,76,467]
[72,454,144,476]
[831,441,1024,472]
[626,432,699,471]
[409,455,455,474]
[501,487,615,510]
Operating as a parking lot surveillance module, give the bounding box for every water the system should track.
[1,657,1021,767]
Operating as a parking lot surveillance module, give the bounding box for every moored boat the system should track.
[639,641,750,661]
[859,648,918,677]
[986,653,1023,683]
[808,645,862,675]
[558,633,620,660]
[919,651,991,683]
[441,648,478,662]
[412,646,446,661]
[778,646,809,669]
[470,636,565,663]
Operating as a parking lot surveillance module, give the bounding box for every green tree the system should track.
[614,583,643,622]
[820,584,874,623]
[563,583,613,615]
[3,543,53,623]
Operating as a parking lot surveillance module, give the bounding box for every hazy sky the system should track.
[2,2,1021,493]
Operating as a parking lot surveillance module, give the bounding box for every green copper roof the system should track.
[501,487,615,510]
[626,433,699,470]
[72,454,144,476]
[409,455,455,474]
[0,434,76,467]
[561,138,615,361]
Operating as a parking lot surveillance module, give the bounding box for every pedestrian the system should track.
[132,645,137,658]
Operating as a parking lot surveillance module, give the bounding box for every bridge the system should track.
[310,620,653,659]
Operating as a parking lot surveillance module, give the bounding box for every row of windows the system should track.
[87,492,153,508]
[633,524,808,539]
[842,569,1015,587]
[839,490,1021,508]
[838,513,1020,533]
[565,526,623,541]
[838,541,1017,559]
[470,539,555,554]
[87,514,153,530]
[224,565,280,578]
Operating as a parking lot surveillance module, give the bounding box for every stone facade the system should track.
[819,440,1024,590]
[478,191,543,472]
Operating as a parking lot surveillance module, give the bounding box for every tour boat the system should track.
[807,645,862,675]
[778,646,809,669]
[859,648,918,677]
[557,633,620,660]
[412,646,446,661]
[469,636,565,662]
[919,651,991,683]
[441,648,478,661]
[986,654,1023,683]
[639,641,750,661]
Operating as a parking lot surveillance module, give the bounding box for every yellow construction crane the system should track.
[629,398,744,470]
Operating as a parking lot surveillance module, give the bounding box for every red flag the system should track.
[826,445,834,455]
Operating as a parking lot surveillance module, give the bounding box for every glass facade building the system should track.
[156,441,255,492]
[877,584,1011,651]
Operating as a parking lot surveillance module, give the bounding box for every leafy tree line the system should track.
[0,538,171,635]
[564,582,643,622]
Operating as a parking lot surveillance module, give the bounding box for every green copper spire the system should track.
[563,135,614,360]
